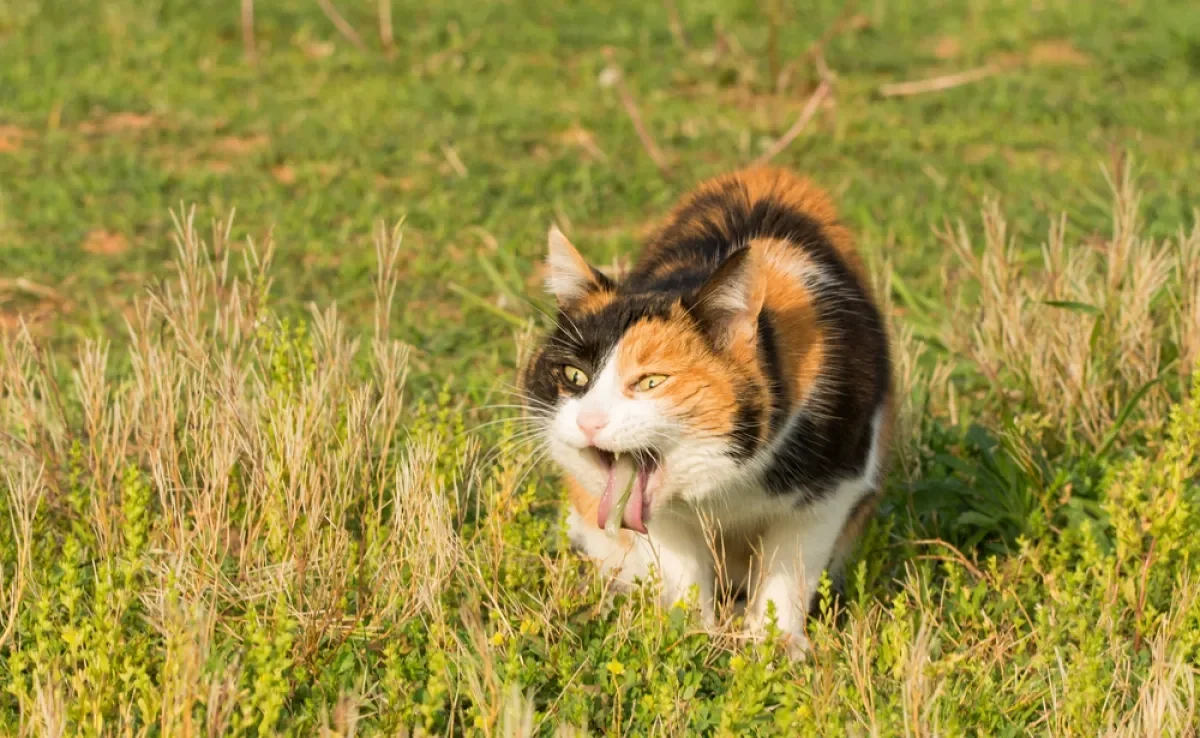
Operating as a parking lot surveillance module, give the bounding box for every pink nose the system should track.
[576,410,609,441]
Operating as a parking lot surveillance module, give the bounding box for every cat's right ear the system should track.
[686,247,764,350]
[545,225,612,305]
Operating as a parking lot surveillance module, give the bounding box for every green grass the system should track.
[2,0,1200,735]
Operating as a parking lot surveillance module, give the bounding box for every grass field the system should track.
[2,0,1199,735]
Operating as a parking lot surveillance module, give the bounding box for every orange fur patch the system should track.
[732,167,868,281]
[644,167,876,301]
[750,239,826,412]
[643,253,699,281]
[573,288,617,315]
[614,314,751,437]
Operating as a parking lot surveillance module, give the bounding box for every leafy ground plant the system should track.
[2,171,1198,735]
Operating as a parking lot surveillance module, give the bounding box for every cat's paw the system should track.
[777,630,809,661]
[745,612,809,661]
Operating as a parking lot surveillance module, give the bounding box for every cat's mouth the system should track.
[589,448,661,534]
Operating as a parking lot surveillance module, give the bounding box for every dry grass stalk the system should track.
[1174,219,1200,374]
[0,206,470,727]
[149,584,240,737]
[1106,579,1199,737]
[601,47,672,178]
[0,277,69,304]
[378,0,394,55]
[440,142,469,178]
[901,619,943,737]
[31,675,66,738]
[662,0,688,49]
[844,609,882,736]
[241,0,256,63]
[880,65,999,98]
[0,460,42,652]
[871,259,952,481]
[754,79,831,166]
[317,693,362,737]
[316,0,368,52]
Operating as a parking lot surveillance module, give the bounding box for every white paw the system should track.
[660,583,717,629]
[745,606,809,660]
[778,630,809,661]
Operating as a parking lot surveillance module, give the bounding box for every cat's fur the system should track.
[520,166,893,654]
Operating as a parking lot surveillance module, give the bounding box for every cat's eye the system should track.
[562,365,590,387]
[636,374,669,391]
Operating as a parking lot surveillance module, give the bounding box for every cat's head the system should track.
[520,226,772,532]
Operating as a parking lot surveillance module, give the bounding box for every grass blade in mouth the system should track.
[605,452,636,538]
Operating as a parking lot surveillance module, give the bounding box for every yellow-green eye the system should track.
[636,374,669,391]
[563,365,589,387]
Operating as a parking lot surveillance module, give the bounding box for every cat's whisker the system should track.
[481,395,557,415]
[507,449,554,496]
[459,409,544,426]
[525,295,586,345]
[477,440,552,488]
[458,420,539,439]
[460,427,550,453]
[475,428,552,461]
[466,403,535,412]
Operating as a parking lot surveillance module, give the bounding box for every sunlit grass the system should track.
[2,172,1198,735]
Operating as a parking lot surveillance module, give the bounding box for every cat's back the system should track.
[623,167,870,295]
[624,166,891,497]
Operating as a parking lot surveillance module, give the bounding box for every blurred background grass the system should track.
[2,0,1199,398]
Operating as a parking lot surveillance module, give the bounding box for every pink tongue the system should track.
[625,465,649,532]
[596,460,650,534]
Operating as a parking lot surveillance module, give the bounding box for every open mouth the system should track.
[589,448,661,535]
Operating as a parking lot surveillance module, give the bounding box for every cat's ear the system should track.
[688,248,764,349]
[545,225,612,305]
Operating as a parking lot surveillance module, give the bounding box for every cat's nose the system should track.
[576,410,609,442]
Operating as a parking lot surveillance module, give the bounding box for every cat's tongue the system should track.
[596,455,649,534]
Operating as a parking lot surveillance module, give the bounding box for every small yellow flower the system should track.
[606,660,625,676]
[489,632,505,647]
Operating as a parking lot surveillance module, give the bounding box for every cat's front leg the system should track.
[746,495,855,657]
[646,517,716,626]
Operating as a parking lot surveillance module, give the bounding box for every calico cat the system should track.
[520,166,893,655]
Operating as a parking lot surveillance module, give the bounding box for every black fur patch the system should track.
[757,310,789,435]
[729,389,762,460]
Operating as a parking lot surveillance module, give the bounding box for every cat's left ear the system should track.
[545,225,612,305]
[687,248,765,349]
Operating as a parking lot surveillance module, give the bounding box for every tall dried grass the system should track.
[939,162,1199,448]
